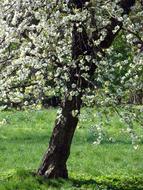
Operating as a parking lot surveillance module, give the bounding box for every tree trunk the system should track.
[37,95,82,178]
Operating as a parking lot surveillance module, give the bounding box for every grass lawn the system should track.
[0,108,143,190]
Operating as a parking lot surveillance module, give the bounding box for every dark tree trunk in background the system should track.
[37,0,136,178]
[129,89,143,105]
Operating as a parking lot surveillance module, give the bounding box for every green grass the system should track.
[1,170,143,190]
[0,108,143,189]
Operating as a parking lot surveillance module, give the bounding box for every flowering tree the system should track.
[0,0,143,178]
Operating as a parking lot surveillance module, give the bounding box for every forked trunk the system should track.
[37,0,135,179]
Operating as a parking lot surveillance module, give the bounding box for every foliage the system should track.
[0,0,143,108]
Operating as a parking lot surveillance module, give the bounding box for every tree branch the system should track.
[99,0,136,49]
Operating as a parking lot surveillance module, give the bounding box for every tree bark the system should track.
[37,95,82,178]
[37,0,136,179]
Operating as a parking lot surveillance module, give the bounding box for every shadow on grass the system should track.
[0,133,51,144]
[71,178,98,189]
[1,169,143,190]
[71,175,143,190]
